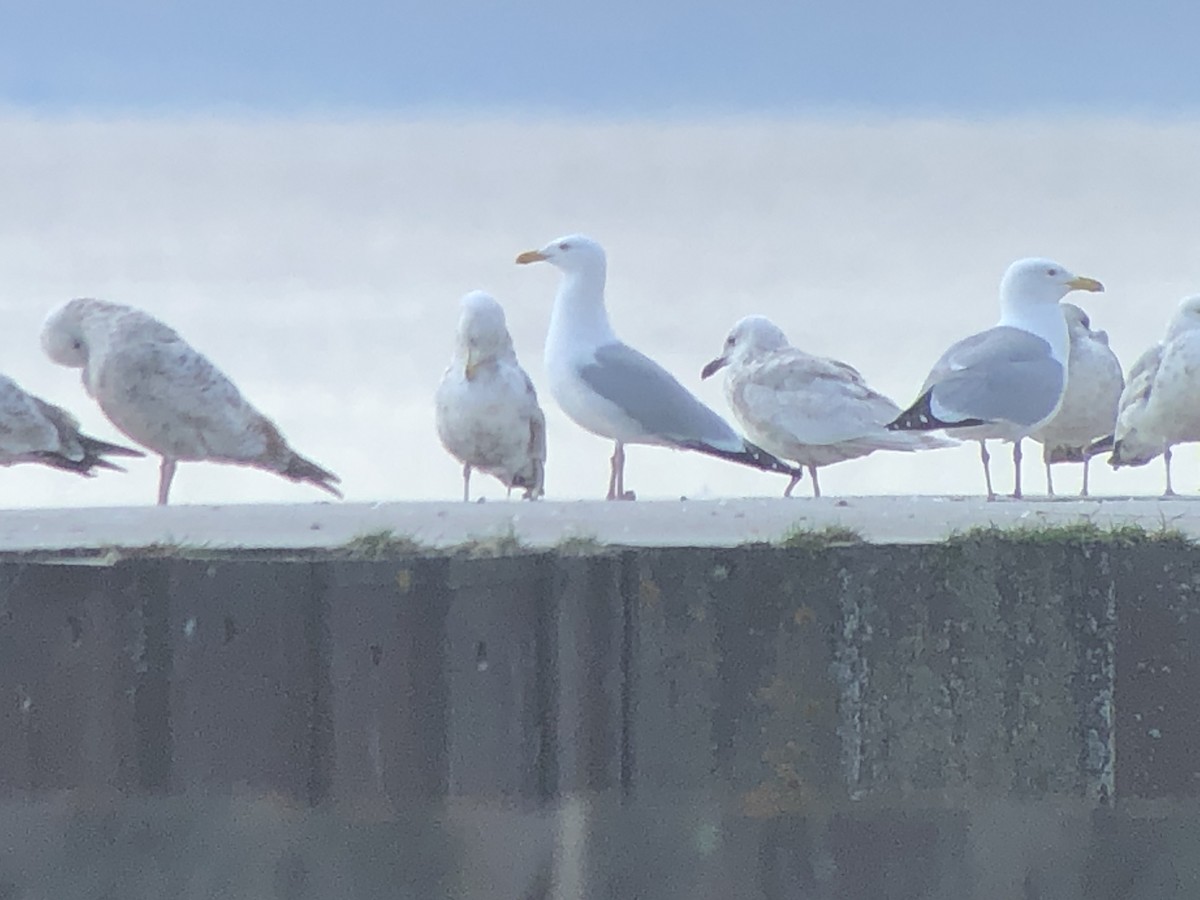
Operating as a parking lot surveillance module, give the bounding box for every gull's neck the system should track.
[546,266,618,359]
[998,297,1069,364]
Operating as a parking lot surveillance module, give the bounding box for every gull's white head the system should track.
[1062,302,1109,345]
[701,315,791,379]
[999,258,1104,309]
[515,234,606,276]
[1166,295,1200,341]
[456,290,515,376]
[1061,302,1092,333]
[41,298,95,368]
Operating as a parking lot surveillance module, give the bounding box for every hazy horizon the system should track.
[1,113,1198,507]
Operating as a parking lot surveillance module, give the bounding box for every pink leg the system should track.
[607,442,624,501]
[1010,440,1023,499]
[783,473,801,498]
[979,441,995,501]
[462,463,472,503]
[809,465,821,498]
[157,458,177,506]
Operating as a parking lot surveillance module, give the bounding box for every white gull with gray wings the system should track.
[516,234,800,500]
[887,258,1104,500]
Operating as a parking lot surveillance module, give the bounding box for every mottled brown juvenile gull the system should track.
[0,374,142,476]
[1099,295,1200,496]
[516,234,801,500]
[888,258,1104,500]
[435,291,546,501]
[1030,303,1123,497]
[701,315,955,498]
[41,298,342,505]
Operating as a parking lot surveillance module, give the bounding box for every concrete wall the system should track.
[0,537,1198,898]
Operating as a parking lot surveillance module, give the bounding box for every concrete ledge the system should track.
[2,495,1200,552]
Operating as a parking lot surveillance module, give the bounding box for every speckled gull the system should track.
[1096,295,1200,496]
[887,258,1104,500]
[41,298,342,505]
[516,234,800,500]
[435,291,546,501]
[1030,303,1123,497]
[0,374,142,476]
[701,315,955,498]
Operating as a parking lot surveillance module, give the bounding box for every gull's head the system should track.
[701,315,790,379]
[1062,302,1091,332]
[516,234,606,275]
[456,290,514,376]
[1000,258,1104,308]
[41,298,94,368]
[1166,295,1200,340]
[1062,302,1108,345]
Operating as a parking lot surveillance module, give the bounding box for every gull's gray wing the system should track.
[580,342,742,451]
[921,326,1065,427]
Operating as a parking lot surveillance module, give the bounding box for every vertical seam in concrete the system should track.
[834,565,867,798]
[619,549,638,801]
[1089,548,1117,805]
[535,552,559,803]
[412,556,452,799]
[123,559,172,793]
[306,560,333,806]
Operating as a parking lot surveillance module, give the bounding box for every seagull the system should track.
[1096,295,1200,497]
[887,258,1104,500]
[701,315,955,497]
[515,234,800,500]
[1029,303,1123,497]
[0,374,142,476]
[41,298,342,505]
[435,291,547,501]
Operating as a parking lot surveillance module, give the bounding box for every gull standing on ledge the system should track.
[887,259,1104,500]
[701,315,955,498]
[1097,295,1200,496]
[516,234,800,500]
[0,374,143,476]
[435,291,546,501]
[41,298,342,505]
[1030,303,1123,497]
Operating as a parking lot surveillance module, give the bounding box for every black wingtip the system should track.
[1086,434,1115,458]
[80,435,145,459]
[683,439,803,479]
[31,450,127,477]
[887,390,985,432]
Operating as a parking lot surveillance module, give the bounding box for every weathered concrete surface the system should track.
[0,539,1198,898]
[2,495,1200,551]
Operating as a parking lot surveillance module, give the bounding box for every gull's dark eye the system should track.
[72,340,83,351]
[558,241,570,251]
[726,336,736,347]
[1047,267,1059,276]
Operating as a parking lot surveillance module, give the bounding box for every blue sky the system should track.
[2,1,1198,115]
